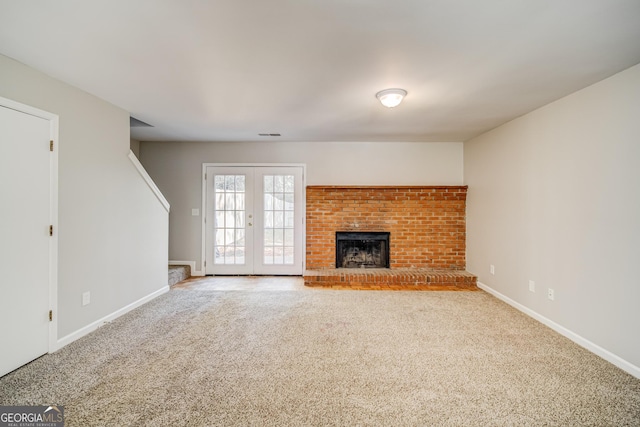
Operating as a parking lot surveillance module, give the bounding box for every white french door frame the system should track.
[201,163,306,275]
[0,96,59,352]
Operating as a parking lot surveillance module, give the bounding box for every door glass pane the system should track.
[284,194,294,210]
[264,229,274,246]
[274,175,284,192]
[264,175,273,192]
[235,176,245,191]
[235,247,245,264]
[274,193,284,210]
[225,175,235,191]
[284,175,294,192]
[215,230,225,246]
[274,228,284,245]
[235,194,245,210]
[225,229,235,245]
[284,211,294,227]
[263,175,295,265]
[236,229,246,246]
[284,229,294,246]
[274,246,284,264]
[284,246,294,265]
[215,212,225,227]
[214,174,246,265]
[235,211,245,228]
[274,211,284,228]
[225,211,235,228]
[264,193,273,210]
[225,194,235,210]
[215,176,225,191]
[215,193,225,209]
[264,211,273,228]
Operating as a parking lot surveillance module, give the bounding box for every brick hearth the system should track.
[305,186,477,290]
[304,268,478,290]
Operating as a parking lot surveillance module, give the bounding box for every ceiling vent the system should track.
[258,133,281,137]
[130,116,153,127]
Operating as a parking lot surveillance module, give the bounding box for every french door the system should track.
[204,165,304,275]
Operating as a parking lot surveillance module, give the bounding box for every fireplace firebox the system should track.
[336,232,390,268]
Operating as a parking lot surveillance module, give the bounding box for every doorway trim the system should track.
[201,163,306,275]
[0,96,59,352]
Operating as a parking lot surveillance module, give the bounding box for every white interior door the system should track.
[205,165,304,275]
[0,105,51,377]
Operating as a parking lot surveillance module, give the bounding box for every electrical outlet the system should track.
[82,291,91,306]
[490,265,495,275]
[191,208,199,216]
[529,280,535,292]
[547,288,554,301]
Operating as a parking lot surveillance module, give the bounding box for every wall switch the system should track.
[192,208,200,216]
[82,291,91,306]
[547,288,555,301]
[529,280,535,292]
[490,265,495,275]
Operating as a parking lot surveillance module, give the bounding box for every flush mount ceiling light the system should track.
[375,88,407,108]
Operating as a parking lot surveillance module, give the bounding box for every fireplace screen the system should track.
[336,232,390,268]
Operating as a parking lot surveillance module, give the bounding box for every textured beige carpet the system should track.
[1,288,639,426]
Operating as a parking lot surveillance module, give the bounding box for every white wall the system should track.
[140,141,463,271]
[0,54,169,340]
[465,63,640,373]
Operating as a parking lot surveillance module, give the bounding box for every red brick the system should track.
[306,186,467,270]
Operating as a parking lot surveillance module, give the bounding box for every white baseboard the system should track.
[169,260,204,276]
[54,286,169,351]
[478,281,640,379]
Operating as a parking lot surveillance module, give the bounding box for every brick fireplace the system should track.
[304,186,477,290]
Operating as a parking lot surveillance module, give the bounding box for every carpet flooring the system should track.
[1,286,639,426]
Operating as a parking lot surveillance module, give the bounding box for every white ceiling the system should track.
[1,0,640,142]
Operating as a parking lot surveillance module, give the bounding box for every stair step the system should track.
[168,265,191,287]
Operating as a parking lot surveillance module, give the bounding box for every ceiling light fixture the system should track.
[376,88,407,108]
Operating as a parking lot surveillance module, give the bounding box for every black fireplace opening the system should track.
[336,232,390,268]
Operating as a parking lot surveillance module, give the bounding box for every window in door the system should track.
[204,165,304,275]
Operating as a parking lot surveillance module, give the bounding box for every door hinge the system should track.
[204,261,206,267]
[50,140,54,151]
[49,225,53,236]
[49,310,53,321]
[205,173,207,180]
